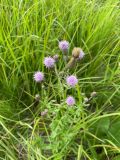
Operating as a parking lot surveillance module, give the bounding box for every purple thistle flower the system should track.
[33,71,44,83]
[59,40,69,52]
[66,96,75,106]
[44,57,55,68]
[77,49,85,60]
[66,75,78,87]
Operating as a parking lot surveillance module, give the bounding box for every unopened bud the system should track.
[53,54,59,62]
[34,94,40,107]
[35,94,40,101]
[41,109,48,116]
[84,97,89,103]
[91,91,97,97]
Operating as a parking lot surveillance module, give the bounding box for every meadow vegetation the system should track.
[0,0,120,159]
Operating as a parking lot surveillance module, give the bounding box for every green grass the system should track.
[0,0,120,159]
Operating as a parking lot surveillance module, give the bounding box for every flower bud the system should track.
[84,97,89,103]
[41,109,48,116]
[91,91,97,97]
[53,54,59,62]
[34,94,40,107]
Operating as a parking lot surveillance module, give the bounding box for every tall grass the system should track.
[0,0,120,159]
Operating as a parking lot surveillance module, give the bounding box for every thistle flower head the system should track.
[66,96,75,106]
[72,47,81,58]
[77,49,85,60]
[72,47,85,60]
[44,57,55,68]
[66,75,78,87]
[33,71,44,82]
[59,40,69,52]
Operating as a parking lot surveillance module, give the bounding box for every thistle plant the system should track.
[0,0,119,159]
[33,41,82,112]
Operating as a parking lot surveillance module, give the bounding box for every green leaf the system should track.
[108,121,120,147]
[113,155,120,160]
[90,117,110,137]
